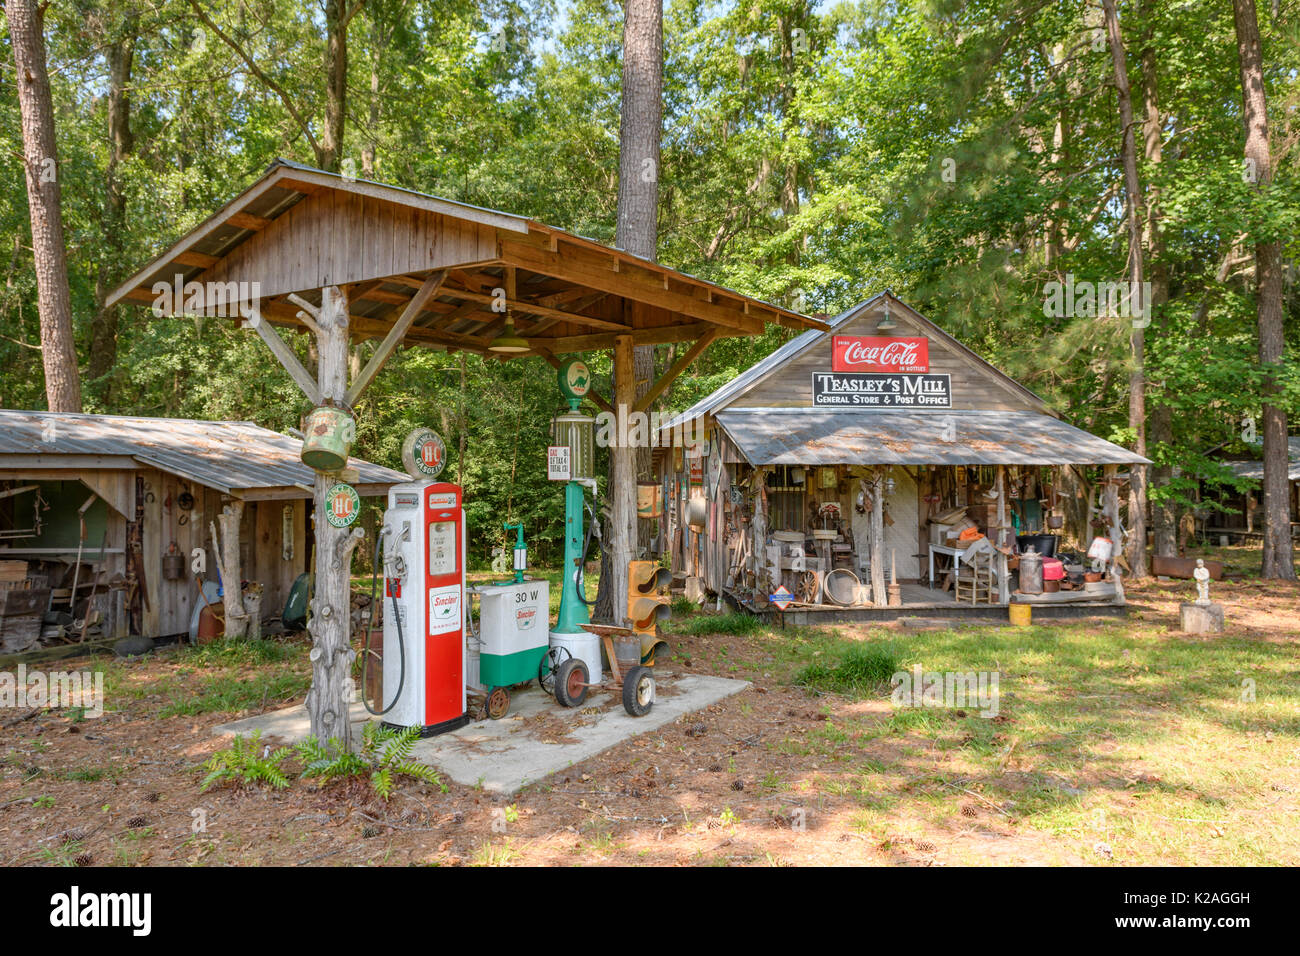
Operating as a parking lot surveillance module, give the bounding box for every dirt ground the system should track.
[2,547,1297,867]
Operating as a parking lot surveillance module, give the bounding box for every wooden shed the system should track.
[0,410,406,651]
[654,292,1150,620]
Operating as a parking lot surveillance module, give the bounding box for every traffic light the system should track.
[627,560,671,665]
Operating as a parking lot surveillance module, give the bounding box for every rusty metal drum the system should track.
[300,405,356,473]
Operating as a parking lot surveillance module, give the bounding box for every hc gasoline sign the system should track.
[401,427,447,479]
[324,482,360,527]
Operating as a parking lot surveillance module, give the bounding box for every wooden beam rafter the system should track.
[633,330,719,413]
[345,271,448,405]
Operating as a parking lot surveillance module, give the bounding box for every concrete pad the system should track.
[215,673,749,795]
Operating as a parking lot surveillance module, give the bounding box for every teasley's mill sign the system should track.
[812,336,951,408]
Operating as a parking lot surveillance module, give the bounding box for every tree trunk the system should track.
[89,18,137,401]
[305,286,364,745]
[1136,5,1177,560]
[596,0,663,620]
[1233,0,1295,579]
[7,0,81,412]
[321,0,351,172]
[1103,0,1149,578]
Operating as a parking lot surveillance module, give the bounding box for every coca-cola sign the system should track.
[832,336,929,373]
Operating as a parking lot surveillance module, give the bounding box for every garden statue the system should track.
[1193,559,1211,605]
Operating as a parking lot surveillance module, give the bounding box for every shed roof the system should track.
[713,408,1150,466]
[1224,438,1300,482]
[0,410,407,498]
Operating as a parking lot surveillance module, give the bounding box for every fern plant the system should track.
[297,723,445,799]
[200,731,292,792]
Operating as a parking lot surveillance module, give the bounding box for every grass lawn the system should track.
[2,552,1296,866]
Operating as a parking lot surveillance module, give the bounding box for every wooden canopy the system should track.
[106,159,827,363]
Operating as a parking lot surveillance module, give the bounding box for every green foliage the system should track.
[665,611,764,637]
[0,0,1296,552]
[298,723,444,799]
[797,643,904,696]
[200,731,292,792]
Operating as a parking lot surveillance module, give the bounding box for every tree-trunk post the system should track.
[214,501,249,639]
[305,285,360,746]
[1103,465,1126,605]
[605,334,637,627]
[869,470,886,606]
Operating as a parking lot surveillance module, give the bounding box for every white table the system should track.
[928,544,965,589]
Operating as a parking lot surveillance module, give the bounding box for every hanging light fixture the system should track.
[487,308,530,353]
[875,297,897,333]
[489,265,530,353]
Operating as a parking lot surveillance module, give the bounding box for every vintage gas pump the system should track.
[547,358,601,683]
[380,472,469,736]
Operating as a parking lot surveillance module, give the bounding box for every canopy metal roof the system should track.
[713,408,1150,466]
[0,410,407,498]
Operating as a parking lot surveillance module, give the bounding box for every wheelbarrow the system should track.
[539,623,664,717]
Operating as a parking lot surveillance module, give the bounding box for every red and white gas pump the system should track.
[380,480,469,735]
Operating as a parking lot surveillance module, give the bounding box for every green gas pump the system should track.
[547,358,601,681]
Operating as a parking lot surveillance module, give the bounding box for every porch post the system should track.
[304,285,365,746]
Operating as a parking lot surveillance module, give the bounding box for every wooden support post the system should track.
[869,469,886,606]
[212,501,249,639]
[1103,464,1126,605]
[305,285,361,747]
[995,466,1010,604]
[247,316,322,405]
[607,334,637,626]
[633,330,717,413]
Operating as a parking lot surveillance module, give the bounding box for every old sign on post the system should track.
[401,427,446,479]
[769,585,794,611]
[325,482,360,528]
[547,445,571,481]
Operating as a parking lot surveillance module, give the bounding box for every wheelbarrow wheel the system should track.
[486,686,511,720]
[554,658,589,708]
[538,645,571,696]
[622,665,654,717]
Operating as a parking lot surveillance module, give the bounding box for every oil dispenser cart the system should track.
[466,523,550,720]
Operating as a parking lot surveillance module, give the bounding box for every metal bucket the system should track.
[301,405,356,473]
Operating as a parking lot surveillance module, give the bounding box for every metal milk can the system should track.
[300,405,356,473]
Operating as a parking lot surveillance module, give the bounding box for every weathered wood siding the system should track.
[731,301,1043,413]
[197,190,498,301]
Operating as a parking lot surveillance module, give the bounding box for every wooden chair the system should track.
[954,537,997,605]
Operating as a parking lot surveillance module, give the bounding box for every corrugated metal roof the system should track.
[0,410,408,496]
[1225,439,1300,481]
[714,408,1150,466]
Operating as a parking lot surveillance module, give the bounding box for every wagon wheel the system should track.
[486,686,511,720]
[796,571,820,604]
[538,645,572,696]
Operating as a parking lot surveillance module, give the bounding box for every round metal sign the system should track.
[401,427,447,479]
[324,482,361,528]
[556,357,591,403]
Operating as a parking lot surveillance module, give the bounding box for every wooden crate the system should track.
[0,586,51,653]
